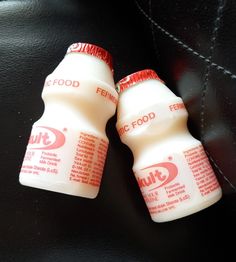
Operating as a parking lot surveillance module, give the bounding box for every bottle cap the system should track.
[116,69,164,93]
[66,43,113,72]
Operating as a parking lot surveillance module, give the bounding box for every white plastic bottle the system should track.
[116,69,222,222]
[19,43,118,198]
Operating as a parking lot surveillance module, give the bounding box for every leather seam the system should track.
[148,0,159,60]
[198,1,236,193]
[136,0,236,192]
[200,0,225,143]
[135,0,236,80]
[206,150,236,191]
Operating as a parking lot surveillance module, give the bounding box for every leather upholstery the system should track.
[137,0,236,193]
[0,0,235,261]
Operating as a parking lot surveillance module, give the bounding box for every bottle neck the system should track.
[121,114,189,156]
[117,79,177,119]
[53,52,115,87]
[117,79,191,161]
[39,53,117,134]
[39,94,115,135]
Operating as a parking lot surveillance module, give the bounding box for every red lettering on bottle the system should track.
[29,132,51,146]
[96,87,118,105]
[44,78,80,88]
[118,124,130,136]
[131,112,156,129]
[169,103,185,111]
[137,162,178,192]
[28,126,65,150]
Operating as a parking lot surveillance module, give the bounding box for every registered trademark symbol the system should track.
[63,128,67,132]
[168,156,173,161]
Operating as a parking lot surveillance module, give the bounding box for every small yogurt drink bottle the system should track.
[116,69,222,222]
[19,43,118,198]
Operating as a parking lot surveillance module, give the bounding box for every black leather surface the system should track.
[0,0,236,261]
[137,0,236,193]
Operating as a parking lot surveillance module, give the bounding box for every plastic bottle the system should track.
[19,43,118,198]
[116,69,222,222]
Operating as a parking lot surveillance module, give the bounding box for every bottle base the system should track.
[150,189,222,223]
[19,176,99,199]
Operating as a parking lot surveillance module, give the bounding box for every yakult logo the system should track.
[28,126,65,150]
[137,162,178,192]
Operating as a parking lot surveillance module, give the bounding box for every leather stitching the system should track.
[136,0,236,192]
[135,0,236,80]
[148,0,159,59]
[201,0,225,142]
[206,150,236,191]
[200,0,236,192]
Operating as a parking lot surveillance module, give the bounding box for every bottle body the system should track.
[116,69,222,222]
[133,136,222,222]
[19,43,117,198]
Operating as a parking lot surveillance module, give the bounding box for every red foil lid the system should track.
[116,69,164,93]
[66,43,113,72]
